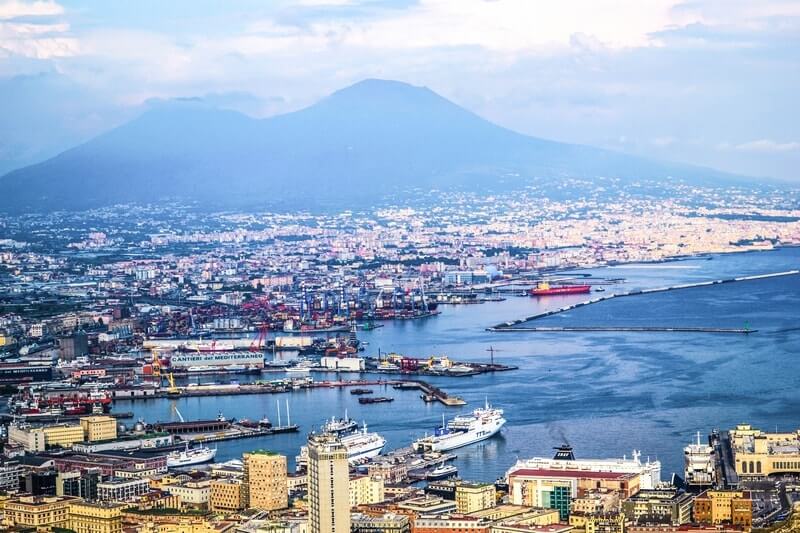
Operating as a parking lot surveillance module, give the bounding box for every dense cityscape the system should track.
[0,185,799,532]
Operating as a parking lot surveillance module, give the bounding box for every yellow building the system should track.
[693,490,753,528]
[456,483,497,514]
[8,422,85,451]
[80,415,118,442]
[569,512,624,533]
[242,450,288,511]
[4,495,79,529]
[210,478,245,512]
[730,424,800,478]
[349,474,385,507]
[69,501,125,533]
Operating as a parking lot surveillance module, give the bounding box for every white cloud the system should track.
[0,0,75,58]
[734,139,800,153]
[0,0,63,20]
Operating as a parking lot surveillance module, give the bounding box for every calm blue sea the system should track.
[121,247,800,482]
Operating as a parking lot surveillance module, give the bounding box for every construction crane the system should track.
[165,372,182,397]
[150,348,163,382]
[486,346,504,366]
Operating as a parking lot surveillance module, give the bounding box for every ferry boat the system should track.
[684,431,715,488]
[413,401,505,452]
[167,443,217,467]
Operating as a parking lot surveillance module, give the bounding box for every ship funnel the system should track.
[553,444,575,461]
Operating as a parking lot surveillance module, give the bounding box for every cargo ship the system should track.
[413,401,506,452]
[530,282,591,296]
[9,388,113,415]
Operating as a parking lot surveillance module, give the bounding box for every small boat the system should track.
[426,463,458,480]
[359,396,394,405]
[167,443,217,468]
[224,364,246,371]
[187,365,213,372]
[350,388,374,395]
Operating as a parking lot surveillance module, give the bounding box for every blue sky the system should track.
[0,0,798,181]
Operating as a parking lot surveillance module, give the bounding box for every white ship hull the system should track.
[167,447,217,467]
[416,418,505,452]
[414,404,506,453]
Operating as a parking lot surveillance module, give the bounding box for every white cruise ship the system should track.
[413,402,506,452]
[296,422,386,468]
[684,431,716,488]
[169,351,264,369]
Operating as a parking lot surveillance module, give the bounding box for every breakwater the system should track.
[488,270,799,331]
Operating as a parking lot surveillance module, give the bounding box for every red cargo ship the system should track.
[530,282,591,296]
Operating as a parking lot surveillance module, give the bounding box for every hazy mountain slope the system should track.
[0,79,742,212]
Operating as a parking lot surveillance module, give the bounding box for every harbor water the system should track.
[121,247,800,482]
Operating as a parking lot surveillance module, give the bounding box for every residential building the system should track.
[456,482,497,513]
[242,450,288,511]
[351,512,410,533]
[692,490,752,528]
[307,433,350,533]
[414,514,491,533]
[210,478,245,512]
[69,501,125,533]
[397,495,457,515]
[97,477,151,502]
[4,495,79,529]
[58,468,104,500]
[164,479,210,510]
[621,489,694,525]
[349,474,385,507]
[0,457,22,491]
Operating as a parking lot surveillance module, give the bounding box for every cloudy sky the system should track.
[1,0,798,180]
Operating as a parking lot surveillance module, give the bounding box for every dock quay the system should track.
[185,424,299,444]
[491,326,757,334]
[369,446,458,481]
[489,270,799,331]
[392,381,466,406]
[0,411,134,423]
[112,379,468,406]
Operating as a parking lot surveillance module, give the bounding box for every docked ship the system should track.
[9,387,113,415]
[684,431,716,489]
[169,351,265,369]
[297,422,386,468]
[340,423,387,462]
[530,282,591,296]
[320,412,359,435]
[413,401,506,452]
[167,443,217,468]
[505,444,662,490]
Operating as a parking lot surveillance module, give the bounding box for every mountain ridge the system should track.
[0,79,749,212]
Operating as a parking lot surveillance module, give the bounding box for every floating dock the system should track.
[488,270,799,331]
